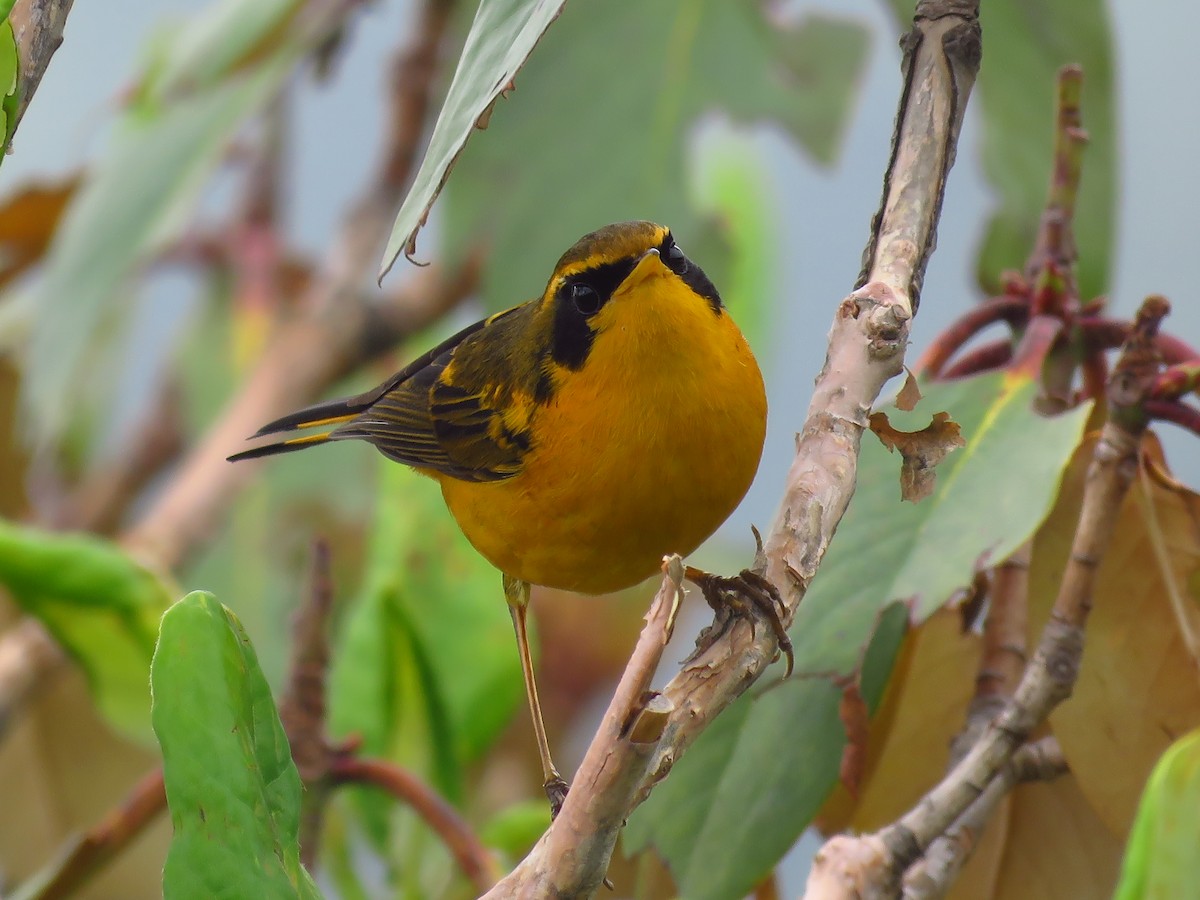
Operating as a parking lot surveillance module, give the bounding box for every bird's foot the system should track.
[684,567,794,676]
[545,774,570,820]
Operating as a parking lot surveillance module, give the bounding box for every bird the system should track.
[229,221,788,815]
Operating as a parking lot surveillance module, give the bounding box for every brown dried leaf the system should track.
[869,410,967,502]
[895,368,922,411]
[0,175,80,290]
[991,776,1123,900]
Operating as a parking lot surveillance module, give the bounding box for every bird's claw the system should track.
[684,566,794,676]
[545,775,570,820]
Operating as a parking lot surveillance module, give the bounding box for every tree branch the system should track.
[900,737,1067,899]
[330,755,501,893]
[948,543,1030,767]
[811,296,1167,898]
[6,0,75,148]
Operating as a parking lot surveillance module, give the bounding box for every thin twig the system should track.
[44,380,185,535]
[330,755,501,894]
[948,543,1030,767]
[278,539,336,869]
[1078,317,1199,364]
[5,0,76,149]
[1145,399,1200,437]
[900,737,1067,899]
[0,617,63,734]
[1025,66,1086,299]
[1149,360,1200,401]
[938,339,1013,380]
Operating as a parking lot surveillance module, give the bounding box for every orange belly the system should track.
[438,285,766,594]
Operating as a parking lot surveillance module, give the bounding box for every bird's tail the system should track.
[227,395,369,462]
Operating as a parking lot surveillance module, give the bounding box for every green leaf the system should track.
[443,2,869,314]
[791,373,1091,676]
[378,0,570,277]
[625,604,906,900]
[152,592,322,900]
[627,679,843,899]
[0,519,172,738]
[628,373,1090,896]
[1114,729,1200,899]
[137,0,303,103]
[0,19,17,152]
[1108,729,1200,897]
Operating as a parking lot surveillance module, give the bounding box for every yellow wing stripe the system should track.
[292,414,357,430]
[283,431,336,447]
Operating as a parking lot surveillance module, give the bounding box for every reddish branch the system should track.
[949,544,1030,766]
[329,755,500,892]
[1080,317,1198,363]
[281,540,499,891]
[1145,399,1200,437]
[913,295,1027,378]
[938,338,1013,379]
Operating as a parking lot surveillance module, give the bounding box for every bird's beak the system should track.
[620,248,667,292]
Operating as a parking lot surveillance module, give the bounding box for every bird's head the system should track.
[540,221,723,371]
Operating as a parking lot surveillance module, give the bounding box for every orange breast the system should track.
[438,276,766,594]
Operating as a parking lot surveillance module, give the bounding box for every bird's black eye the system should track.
[571,282,600,315]
[666,241,689,274]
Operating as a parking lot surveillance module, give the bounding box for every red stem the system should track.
[939,339,1014,380]
[1080,318,1199,364]
[1145,400,1200,437]
[914,295,1028,377]
[329,755,499,892]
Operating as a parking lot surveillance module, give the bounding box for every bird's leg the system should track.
[684,566,794,676]
[503,574,569,818]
